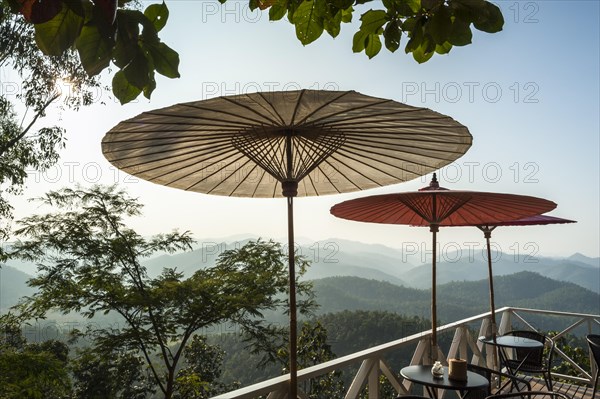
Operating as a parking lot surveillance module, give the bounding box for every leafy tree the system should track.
[70,346,155,399]
[0,98,64,252]
[0,313,27,350]
[276,321,345,399]
[174,335,241,399]
[9,184,314,399]
[0,2,102,250]
[242,0,504,62]
[5,0,503,105]
[0,314,72,399]
[3,0,179,104]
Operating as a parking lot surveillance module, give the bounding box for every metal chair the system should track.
[587,334,600,399]
[484,391,570,399]
[464,363,532,399]
[502,331,554,390]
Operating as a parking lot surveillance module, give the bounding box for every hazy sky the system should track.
[4,0,599,259]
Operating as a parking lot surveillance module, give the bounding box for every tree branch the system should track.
[0,93,60,156]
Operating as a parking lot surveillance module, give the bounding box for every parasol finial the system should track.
[430,173,439,188]
[419,172,447,191]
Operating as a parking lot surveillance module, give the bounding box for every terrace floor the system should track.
[526,377,597,399]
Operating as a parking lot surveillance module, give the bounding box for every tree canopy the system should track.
[4,0,503,104]
[0,314,72,399]
[9,185,315,399]
[0,2,103,249]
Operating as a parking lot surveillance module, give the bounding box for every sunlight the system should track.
[53,76,77,103]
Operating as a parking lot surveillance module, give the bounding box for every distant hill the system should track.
[0,265,35,311]
[139,237,413,284]
[402,255,600,294]
[1,257,598,334]
[312,272,600,328]
[312,277,429,316]
[567,253,600,268]
[135,237,600,293]
[2,236,598,314]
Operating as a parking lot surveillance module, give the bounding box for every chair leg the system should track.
[593,369,598,399]
[545,371,553,391]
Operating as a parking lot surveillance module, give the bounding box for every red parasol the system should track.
[330,173,557,359]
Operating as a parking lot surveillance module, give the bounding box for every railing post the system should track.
[474,318,491,367]
[346,358,377,399]
[381,359,408,396]
[448,326,463,361]
[498,309,511,335]
[368,359,380,399]
[411,338,430,366]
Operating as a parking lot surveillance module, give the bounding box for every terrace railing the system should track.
[211,307,600,399]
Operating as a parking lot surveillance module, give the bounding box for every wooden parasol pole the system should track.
[283,132,298,399]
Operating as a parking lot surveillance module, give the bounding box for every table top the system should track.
[400,365,489,391]
[478,335,544,349]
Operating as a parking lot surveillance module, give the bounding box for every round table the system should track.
[478,335,544,378]
[400,365,489,399]
[478,335,544,350]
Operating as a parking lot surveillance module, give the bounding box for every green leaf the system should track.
[405,0,421,13]
[352,29,369,53]
[34,5,84,56]
[75,23,113,76]
[144,2,169,32]
[113,10,139,68]
[435,41,452,54]
[426,4,452,44]
[123,50,150,89]
[323,9,343,38]
[365,33,382,58]
[331,0,353,7]
[359,9,387,35]
[422,33,436,53]
[384,0,421,15]
[341,6,353,22]
[293,0,325,45]
[451,0,486,23]
[421,0,441,10]
[404,18,423,53]
[143,73,156,99]
[249,0,260,10]
[269,0,288,20]
[383,20,401,52]
[250,0,277,10]
[145,42,180,79]
[120,9,158,44]
[412,41,434,63]
[448,19,472,46]
[112,70,142,104]
[473,1,504,33]
[63,0,86,18]
[401,16,417,32]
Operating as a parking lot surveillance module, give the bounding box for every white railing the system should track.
[211,307,600,399]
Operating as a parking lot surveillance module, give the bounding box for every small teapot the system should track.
[431,361,444,378]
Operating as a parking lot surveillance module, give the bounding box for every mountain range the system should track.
[139,236,599,292]
[2,236,599,314]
